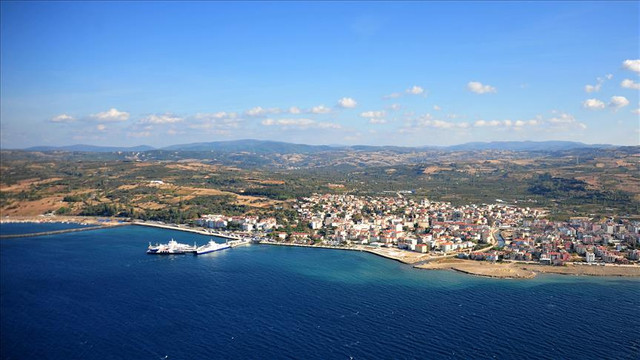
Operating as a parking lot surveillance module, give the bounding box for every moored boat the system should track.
[196,240,230,255]
[147,239,197,255]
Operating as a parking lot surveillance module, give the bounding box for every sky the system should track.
[1,1,639,148]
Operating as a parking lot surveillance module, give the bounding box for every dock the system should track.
[131,221,252,240]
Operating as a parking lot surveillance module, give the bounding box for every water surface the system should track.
[1,225,638,359]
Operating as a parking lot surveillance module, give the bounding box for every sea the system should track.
[1,224,639,359]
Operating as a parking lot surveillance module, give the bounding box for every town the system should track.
[193,194,640,266]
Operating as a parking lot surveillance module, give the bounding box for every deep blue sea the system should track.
[1,224,639,359]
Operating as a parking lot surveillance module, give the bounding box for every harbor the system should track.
[147,236,252,255]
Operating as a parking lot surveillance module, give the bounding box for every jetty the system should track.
[0,223,129,239]
[131,221,250,240]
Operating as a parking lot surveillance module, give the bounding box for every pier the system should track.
[131,221,249,240]
[0,223,129,239]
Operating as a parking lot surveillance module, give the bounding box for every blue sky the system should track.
[1,1,638,148]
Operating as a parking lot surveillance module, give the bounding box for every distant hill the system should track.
[163,139,609,153]
[162,139,339,154]
[25,144,155,152]
[19,139,613,154]
[445,141,610,151]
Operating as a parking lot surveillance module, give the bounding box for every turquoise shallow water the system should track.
[1,225,639,359]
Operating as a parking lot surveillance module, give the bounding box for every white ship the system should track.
[196,240,231,255]
[147,239,197,255]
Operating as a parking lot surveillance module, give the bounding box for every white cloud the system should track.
[467,81,497,94]
[90,108,129,122]
[621,79,640,90]
[245,106,281,117]
[427,120,468,129]
[388,104,401,111]
[622,59,640,73]
[195,112,238,120]
[609,96,630,111]
[632,108,640,115]
[310,105,331,114]
[582,98,605,110]
[473,119,536,128]
[96,124,106,131]
[406,85,424,95]
[368,118,387,124]
[383,92,402,99]
[547,111,586,129]
[316,122,342,129]
[474,120,500,127]
[446,113,464,119]
[584,74,613,93]
[50,114,75,123]
[476,112,583,130]
[191,112,241,132]
[289,106,301,114]
[360,110,386,118]
[585,84,601,93]
[409,114,469,129]
[246,107,265,116]
[337,97,357,108]
[261,118,340,129]
[140,113,183,124]
[433,105,441,111]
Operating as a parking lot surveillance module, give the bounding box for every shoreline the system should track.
[414,258,640,279]
[3,216,639,279]
[258,241,424,265]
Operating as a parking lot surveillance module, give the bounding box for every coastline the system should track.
[414,258,640,279]
[258,241,430,265]
[3,216,639,279]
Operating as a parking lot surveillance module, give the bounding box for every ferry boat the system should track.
[147,239,197,255]
[196,240,231,255]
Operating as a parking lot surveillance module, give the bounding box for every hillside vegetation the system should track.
[1,144,638,221]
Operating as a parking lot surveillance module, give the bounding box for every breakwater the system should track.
[0,223,128,239]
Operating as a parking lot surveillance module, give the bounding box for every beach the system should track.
[415,258,640,279]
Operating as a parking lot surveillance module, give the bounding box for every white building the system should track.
[585,252,595,263]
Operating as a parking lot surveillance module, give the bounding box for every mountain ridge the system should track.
[16,139,618,153]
